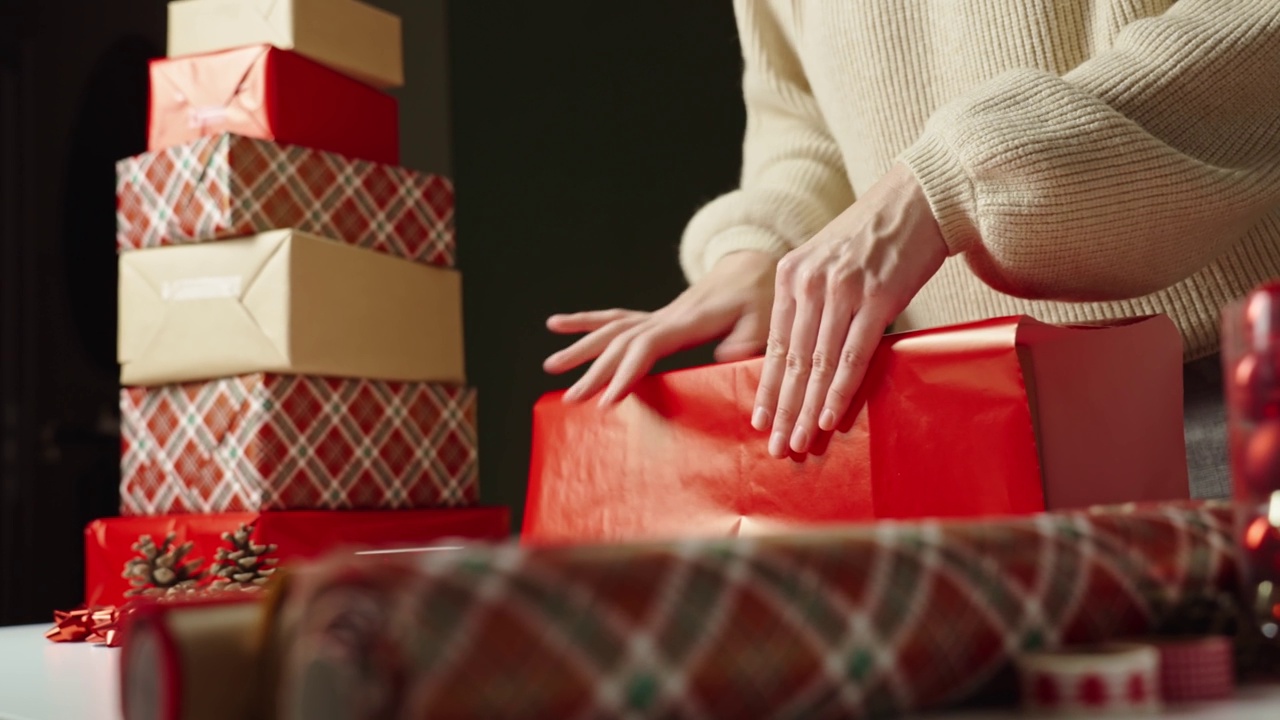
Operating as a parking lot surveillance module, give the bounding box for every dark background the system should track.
[0,1,745,625]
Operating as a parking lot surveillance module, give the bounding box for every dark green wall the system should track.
[445,4,746,531]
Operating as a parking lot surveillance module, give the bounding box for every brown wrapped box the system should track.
[166,0,403,89]
[118,229,464,386]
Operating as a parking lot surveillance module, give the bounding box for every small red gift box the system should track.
[148,45,399,165]
[524,315,1190,544]
[120,374,478,515]
[116,133,454,267]
[85,508,510,607]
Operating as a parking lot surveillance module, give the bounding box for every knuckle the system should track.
[765,336,789,359]
[785,351,812,374]
[773,405,797,425]
[810,351,835,377]
[796,267,825,296]
[862,280,888,304]
[840,347,869,370]
[826,384,852,409]
[775,254,800,281]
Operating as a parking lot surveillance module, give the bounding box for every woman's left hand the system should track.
[752,162,949,458]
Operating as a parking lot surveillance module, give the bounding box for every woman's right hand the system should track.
[543,249,779,406]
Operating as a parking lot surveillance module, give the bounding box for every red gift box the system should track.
[120,374,478,515]
[148,45,399,165]
[524,315,1190,544]
[116,133,454,266]
[85,508,510,607]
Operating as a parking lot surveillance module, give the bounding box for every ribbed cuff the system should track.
[699,226,793,277]
[898,131,983,256]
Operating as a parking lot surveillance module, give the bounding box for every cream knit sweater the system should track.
[679,0,1280,361]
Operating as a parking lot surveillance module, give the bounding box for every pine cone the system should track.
[208,523,279,592]
[122,533,206,597]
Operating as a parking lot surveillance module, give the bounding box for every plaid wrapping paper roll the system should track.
[270,501,1240,720]
[120,374,478,514]
[115,133,455,266]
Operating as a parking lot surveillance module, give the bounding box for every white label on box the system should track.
[161,276,243,301]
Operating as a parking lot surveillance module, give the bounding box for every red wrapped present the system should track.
[85,507,510,607]
[120,374,477,515]
[115,133,454,266]
[148,45,399,165]
[525,315,1190,544]
[263,501,1237,720]
[167,0,404,90]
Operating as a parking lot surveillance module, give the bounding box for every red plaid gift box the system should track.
[120,374,478,515]
[115,133,454,266]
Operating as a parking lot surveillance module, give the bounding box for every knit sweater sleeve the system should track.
[678,0,855,285]
[899,0,1280,302]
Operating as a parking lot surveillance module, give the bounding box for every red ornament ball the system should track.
[1243,420,1280,494]
[1231,354,1280,421]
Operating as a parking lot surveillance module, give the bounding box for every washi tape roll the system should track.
[1016,643,1161,715]
[1147,635,1235,702]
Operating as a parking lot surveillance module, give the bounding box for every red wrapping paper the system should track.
[525,315,1190,544]
[85,508,509,607]
[119,375,478,515]
[148,45,399,165]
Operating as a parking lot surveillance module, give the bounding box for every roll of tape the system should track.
[1016,643,1161,715]
[1147,635,1235,702]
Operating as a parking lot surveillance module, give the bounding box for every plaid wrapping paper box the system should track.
[264,501,1241,720]
[120,373,478,515]
[115,133,455,267]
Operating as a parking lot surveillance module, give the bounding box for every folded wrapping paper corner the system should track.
[119,375,478,513]
[148,45,399,165]
[115,133,455,267]
[525,314,1189,544]
[167,0,404,89]
[267,500,1238,719]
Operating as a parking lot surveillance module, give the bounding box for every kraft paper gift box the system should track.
[116,134,455,267]
[167,0,403,89]
[84,507,510,607]
[120,375,478,515]
[117,228,464,386]
[148,45,399,165]
[524,315,1191,544]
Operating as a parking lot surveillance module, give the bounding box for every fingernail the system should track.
[819,408,836,431]
[563,386,581,402]
[597,392,614,408]
[752,406,769,430]
[790,426,809,454]
[769,431,788,458]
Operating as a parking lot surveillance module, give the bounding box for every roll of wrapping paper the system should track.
[1015,643,1161,714]
[263,500,1238,720]
[119,594,269,720]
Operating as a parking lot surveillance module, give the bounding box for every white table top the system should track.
[3,623,1280,719]
[0,624,121,720]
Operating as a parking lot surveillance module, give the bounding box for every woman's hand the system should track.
[544,249,779,406]
[753,162,948,458]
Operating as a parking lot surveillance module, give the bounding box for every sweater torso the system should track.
[682,0,1280,360]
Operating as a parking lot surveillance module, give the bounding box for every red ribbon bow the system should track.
[45,605,129,647]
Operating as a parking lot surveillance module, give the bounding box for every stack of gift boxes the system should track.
[84,0,509,607]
